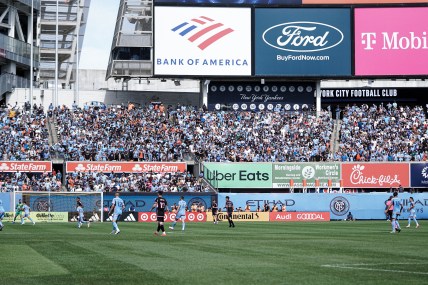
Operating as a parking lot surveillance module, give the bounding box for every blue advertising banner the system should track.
[103,193,214,212]
[0,192,18,211]
[255,8,351,76]
[411,163,428,187]
[218,193,428,220]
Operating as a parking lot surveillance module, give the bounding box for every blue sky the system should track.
[80,0,119,70]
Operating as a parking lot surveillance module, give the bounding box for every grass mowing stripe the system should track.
[0,221,427,285]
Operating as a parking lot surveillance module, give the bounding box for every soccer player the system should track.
[12,199,24,224]
[212,199,218,224]
[109,192,124,234]
[21,202,35,225]
[0,200,5,231]
[169,196,186,231]
[224,196,235,228]
[76,200,90,229]
[390,192,403,233]
[406,197,420,228]
[150,191,168,236]
[384,196,393,221]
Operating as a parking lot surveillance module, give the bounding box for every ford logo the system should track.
[262,21,344,53]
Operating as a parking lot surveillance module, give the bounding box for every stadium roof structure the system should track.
[106,0,153,83]
[39,0,91,88]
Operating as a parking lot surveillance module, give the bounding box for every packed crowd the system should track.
[64,171,208,192]
[52,104,333,162]
[0,105,51,161]
[0,171,62,192]
[335,104,428,161]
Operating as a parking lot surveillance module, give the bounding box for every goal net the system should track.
[14,191,104,223]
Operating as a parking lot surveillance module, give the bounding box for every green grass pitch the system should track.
[0,221,427,285]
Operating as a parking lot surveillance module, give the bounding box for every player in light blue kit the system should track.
[109,192,124,235]
[76,197,90,228]
[21,202,35,225]
[406,197,420,229]
[0,200,5,231]
[391,192,403,233]
[169,196,187,231]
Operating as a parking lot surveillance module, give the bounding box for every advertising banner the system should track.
[0,192,15,211]
[66,162,186,173]
[355,7,428,76]
[29,212,68,223]
[255,8,351,76]
[410,163,428,187]
[269,212,330,222]
[207,212,269,222]
[103,212,138,222]
[208,81,315,111]
[0,161,52,173]
[103,193,213,212]
[303,0,428,3]
[203,163,272,188]
[342,163,409,188]
[154,7,251,76]
[1,212,15,222]
[138,212,207,222]
[155,0,302,4]
[272,163,340,188]
[218,193,428,220]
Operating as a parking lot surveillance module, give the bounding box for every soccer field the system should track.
[0,221,427,285]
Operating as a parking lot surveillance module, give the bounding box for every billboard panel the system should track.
[66,162,186,173]
[272,163,341,188]
[156,0,301,3]
[355,7,428,76]
[410,163,428,187]
[304,0,428,3]
[255,8,351,76]
[0,161,52,173]
[203,163,272,188]
[208,81,315,111]
[270,212,330,222]
[154,7,251,76]
[342,163,410,188]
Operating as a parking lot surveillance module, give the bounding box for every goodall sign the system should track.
[66,162,187,173]
[342,163,409,188]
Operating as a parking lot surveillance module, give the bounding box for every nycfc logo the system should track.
[330,196,349,216]
[33,198,52,212]
[171,16,234,50]
[263,22,344,53]
[188,197,207,210]
[421,166,428,179]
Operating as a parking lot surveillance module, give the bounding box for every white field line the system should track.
[321,263,428,275]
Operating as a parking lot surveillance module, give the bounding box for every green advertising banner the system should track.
[203,163,272,188]
[272,163,341,188]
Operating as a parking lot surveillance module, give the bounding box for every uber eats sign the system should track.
[203,163,272,188]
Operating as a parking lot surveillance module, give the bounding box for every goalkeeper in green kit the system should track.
[12,199,24,224]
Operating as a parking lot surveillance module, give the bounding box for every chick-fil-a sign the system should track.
[342,163,409,188]
[355,7,428,76]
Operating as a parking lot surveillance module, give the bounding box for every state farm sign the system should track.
[0,161,52,173]
[66,162,186,173]
[138,212,207,223]
[342,163,409,188]
[270,212,330,222]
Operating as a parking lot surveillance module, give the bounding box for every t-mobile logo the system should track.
[361,33,376,50]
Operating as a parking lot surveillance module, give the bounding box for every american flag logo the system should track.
[171,16,234,50]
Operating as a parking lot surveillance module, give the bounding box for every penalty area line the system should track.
[321,263,428,275]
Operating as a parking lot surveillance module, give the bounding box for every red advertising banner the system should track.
[0,161,52,173]
[342,163,409,188]
[66,162,187,173]
[270,212,330,222]
[138,212,207,223]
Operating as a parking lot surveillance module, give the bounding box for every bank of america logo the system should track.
[171,16,234,50]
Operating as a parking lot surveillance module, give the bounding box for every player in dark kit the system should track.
[150,191,168,236]
[224,196,235,228]
[212,200,218,224]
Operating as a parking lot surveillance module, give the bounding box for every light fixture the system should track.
[261,78,265,85]
[161,79,167,82]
